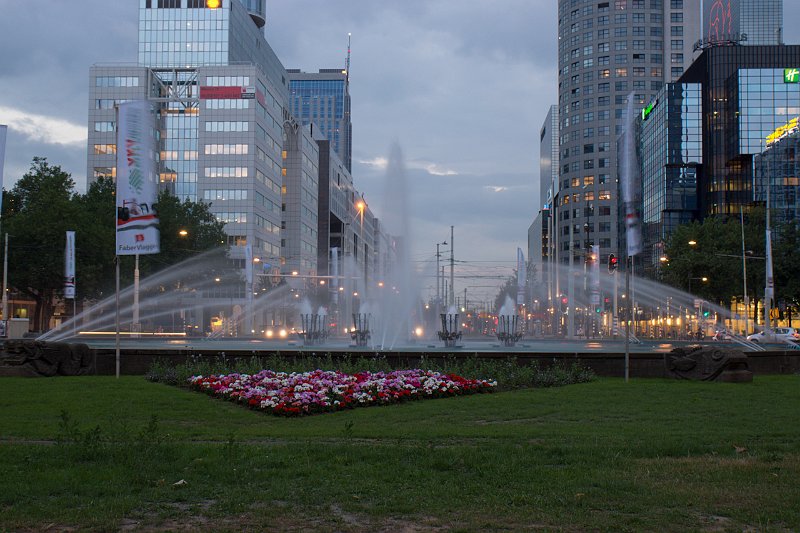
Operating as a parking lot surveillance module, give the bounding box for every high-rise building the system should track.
[87,0,384,332]
[554,0,701,273]
[287,69,353,172]
[702,0,783,46]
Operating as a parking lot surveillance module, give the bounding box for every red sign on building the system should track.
[200,86,244,99]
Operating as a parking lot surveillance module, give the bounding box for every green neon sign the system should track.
[641,98,659,120]
[784,69,800,83]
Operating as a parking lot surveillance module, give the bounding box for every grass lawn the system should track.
[1,375,799,531]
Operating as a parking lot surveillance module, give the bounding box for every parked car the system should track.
[746,327,800,343]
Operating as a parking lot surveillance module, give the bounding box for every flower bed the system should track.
[188,369,497,416]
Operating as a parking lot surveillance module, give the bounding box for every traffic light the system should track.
[608,253,618,273]
[595,306,602,314]
[560,296,568,312]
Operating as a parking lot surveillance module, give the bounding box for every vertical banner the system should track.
[116,101,159,255]
[65,231,76,299]
[245,243,253,285]
[622,93,643,257]
[590,244,600,307]
[0,125,7,215]
[0,125,7,189]
[516,248,526,308]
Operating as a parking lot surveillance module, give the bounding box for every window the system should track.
[651,67,662,77]
[599,69,610,78]
[583,45,594,55]
[598,96,610,106]
[615,67,628,77]
[584,176,595,186]
[633,67,645,76]
[598,82,610,92]
[671,67,683,78]
[599,222,611,232]
[670,0,683,7]
[632,40,646,50]
[671,26,683,36]
[614,41,628,50]
[571,177,581,187]
[597,29,609,38]
[614,27,627,37]
[584,160,595,169]
[93,144,116,155]
[615,81,628,91]
[671,53,684,64]
[670,12,683,22]
[584,191,595,201]
[94,121,115,132]
[598,190,612,200]
[95,76,139,87]
[671,39,683,49]
[615,54,628,63]
[598,142,610,152]
[650,26,663,36]
[598,55,610,65]
[205,167,249,178]
[583,144,594,154]
[598,43,610,52]
[599,206,611,216]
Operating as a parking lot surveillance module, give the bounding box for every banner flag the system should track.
[116,101,159,255]
[516,248,526,307]
[0,125,7,213]
[65,231,76,299]
[622,93,643,257]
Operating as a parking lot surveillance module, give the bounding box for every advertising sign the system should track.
[65,231,76,299]
[116,101,159,255]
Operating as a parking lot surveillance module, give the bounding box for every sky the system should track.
[1,1,799,303]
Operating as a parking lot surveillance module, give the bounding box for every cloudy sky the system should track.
[1,1,799,302]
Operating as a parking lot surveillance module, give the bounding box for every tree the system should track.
[2,158,81,330]
[2,157,228,331]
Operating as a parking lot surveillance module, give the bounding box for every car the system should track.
[746,327,800,343]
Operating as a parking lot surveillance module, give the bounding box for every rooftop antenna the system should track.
[345,33,352,83]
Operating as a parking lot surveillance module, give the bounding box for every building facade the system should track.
[702,0,783,46]
[288,69,353,172]
[555,0,701,274]
[637,82,702,274]
[678,46,800,217]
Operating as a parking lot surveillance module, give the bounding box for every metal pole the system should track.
[568,222,574,338]
[740,207,749,335]
[2,233,8,324]
[132,254,139,333]
[436,243,440,311]
[449,225,454,307]
[115,256,120,379]
[624,256,631,382]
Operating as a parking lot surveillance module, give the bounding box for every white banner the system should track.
[65,231,76,299]
[622,93,642,257]
[516,248,526,307]
[245,243,253,285]
[116,101,159,255]
[0,125,7,210]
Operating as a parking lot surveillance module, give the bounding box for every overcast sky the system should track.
[1,1,799,301]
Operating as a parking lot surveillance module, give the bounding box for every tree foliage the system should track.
[1,157,227,331]
[661,209,800,319]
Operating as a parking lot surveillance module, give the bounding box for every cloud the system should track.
[358,156,389,170]
[485,186,509,193]
[0,106,87,147]
[408,160,459,176]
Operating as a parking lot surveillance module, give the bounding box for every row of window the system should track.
[203,189,248,201]
[205,167,248,178]
[204,143,249,155]
[561,222,614,233]
[205,99,250,110]
[95,76,140,88]
[205,121,249,132]
[206,76,251,87]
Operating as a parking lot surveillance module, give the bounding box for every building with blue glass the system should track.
[287,69,352,172]
[678,46,800,217]
[701,0,783,46]
[636,83,702,273]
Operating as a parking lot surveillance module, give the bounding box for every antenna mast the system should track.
[345,33,351,83]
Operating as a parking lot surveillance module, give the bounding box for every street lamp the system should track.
[436,240,448,312]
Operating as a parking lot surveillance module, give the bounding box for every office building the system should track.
[636,83,702,273]
[702,0,783,46]
[678,46,800,217]
[554,0,701,272]
[754,130,800,227]
[87,0,383,332]
[288,69,353,172]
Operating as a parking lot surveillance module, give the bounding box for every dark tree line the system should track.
[1,157,226,330]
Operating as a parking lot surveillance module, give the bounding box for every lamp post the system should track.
[689,276,708,334]
[436,240,448,316]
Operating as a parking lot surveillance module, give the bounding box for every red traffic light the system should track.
[561,297,568,305]
[608,253,618,273]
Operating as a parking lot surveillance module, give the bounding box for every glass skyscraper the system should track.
[702,0,783,45]
[287,69,352,172]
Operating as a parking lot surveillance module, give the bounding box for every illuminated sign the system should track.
[641,98,659,121]
[766,117,799,146]
[199,86,246,99]
[206,0,220,8]
[784,69,800,83]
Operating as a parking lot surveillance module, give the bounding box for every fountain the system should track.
[351,313,371,347]
[496,296,523,347]
[299,306,328,346]
[438,308,462,348]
